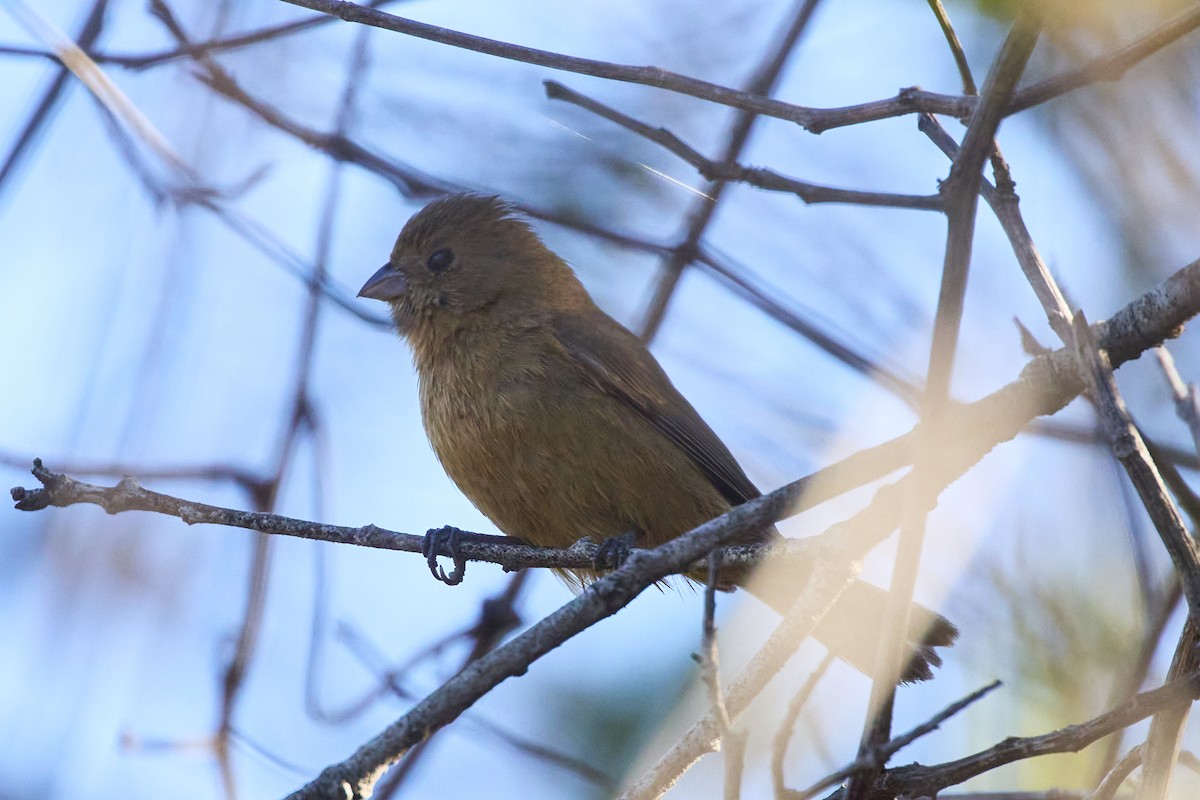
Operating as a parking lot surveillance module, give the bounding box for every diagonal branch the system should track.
[868,672,1200,799]
[13,256,1200,576]
[544,81,942,211]
[634,0,822,342]
[851,14,1041,798]
[280,0,1200,133]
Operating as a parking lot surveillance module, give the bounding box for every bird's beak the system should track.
[358,262,408,301]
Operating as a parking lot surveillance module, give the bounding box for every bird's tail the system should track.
[732,564,957,684]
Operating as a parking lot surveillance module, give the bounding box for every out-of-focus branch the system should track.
[850,14,1041,799]
[1088,744,1145,800]
[926,0,977,95]
[770,653,833,796]
[634,0,821,342]
[864,672,1200,799]
[280,0,1200,133]
[14,255,1200,569]
[0,0,400,69]
[544,81,943,211]
[793,680,1001,800]
[1069,313,1200,799]
[1156,346,1200,456]
[1072,317,1200,630]
[0,0,109,202]
[277,462,832,799]
[699,550,745,800]
[1010,4,1200,114]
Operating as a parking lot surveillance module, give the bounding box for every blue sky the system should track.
[2,1,1198,798]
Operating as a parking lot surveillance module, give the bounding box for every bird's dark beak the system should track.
[358,262,408,301]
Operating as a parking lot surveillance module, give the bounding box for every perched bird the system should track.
[359,193,956,682]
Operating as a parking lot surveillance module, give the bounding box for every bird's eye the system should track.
[427,248,455,273]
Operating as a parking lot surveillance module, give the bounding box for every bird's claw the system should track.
[423,525,468,586]
[593,530,639,572]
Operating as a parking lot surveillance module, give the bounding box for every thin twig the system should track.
[770,653,834,796]
[1088,744,1145,800]
[795,680,1002,800]
[1010,5,1200,114]
[699,549,745,800]
[14,257,1200,571]
[0,0,109,202]
[926,0,977,95]
[918,113,1074,341]
[850,13,1041,799]
[545,81,942,212]
[277,0,1200,133]
[0,0,399,69]
[868,672,1200,799]
[1155,346,1200,456]
[1071,317,1200,632]
[635,0,823,342]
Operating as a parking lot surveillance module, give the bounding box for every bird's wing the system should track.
[549,310,762,508]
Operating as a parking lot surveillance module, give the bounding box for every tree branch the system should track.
[869,672,1200,799]
[544,81,943,211]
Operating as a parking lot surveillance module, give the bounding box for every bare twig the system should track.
[770,653,834,796]
[1088,744,1145,800]
[795,680,1002,800]
[276,468,823,799]
[918,113,1074,341]
[278,0,1200,133]
[1010,5,1200,114]
[14,257,1200,570]
[634,0,822,341]
[699,549,745,800]
[1155,346,1200,456]
[926,0,977,95]
[866,672,1200,799]
[0,451,267,494]
[1071,317,1200,632]
[277,0,872,130]
[850,14,1041,799]
[0,0,401,69]
[0,0,109,202]
[545,81,942,211]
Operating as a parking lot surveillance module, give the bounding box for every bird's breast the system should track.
[414,328,729,553]
[416,332,592,545]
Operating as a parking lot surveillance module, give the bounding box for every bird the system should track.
[358,192,956,682]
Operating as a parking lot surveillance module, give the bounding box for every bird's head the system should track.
[359,193,583,339]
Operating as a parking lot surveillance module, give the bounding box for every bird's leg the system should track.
[421,526,523,585]
[593,529,641,572]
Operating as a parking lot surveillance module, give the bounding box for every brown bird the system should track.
[359,193,956,682]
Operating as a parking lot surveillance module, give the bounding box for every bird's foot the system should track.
[422,527,529,585]
[593,530,640,572]
[422,525,470,585]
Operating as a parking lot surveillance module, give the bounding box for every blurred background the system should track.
[2,0,1200,797]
